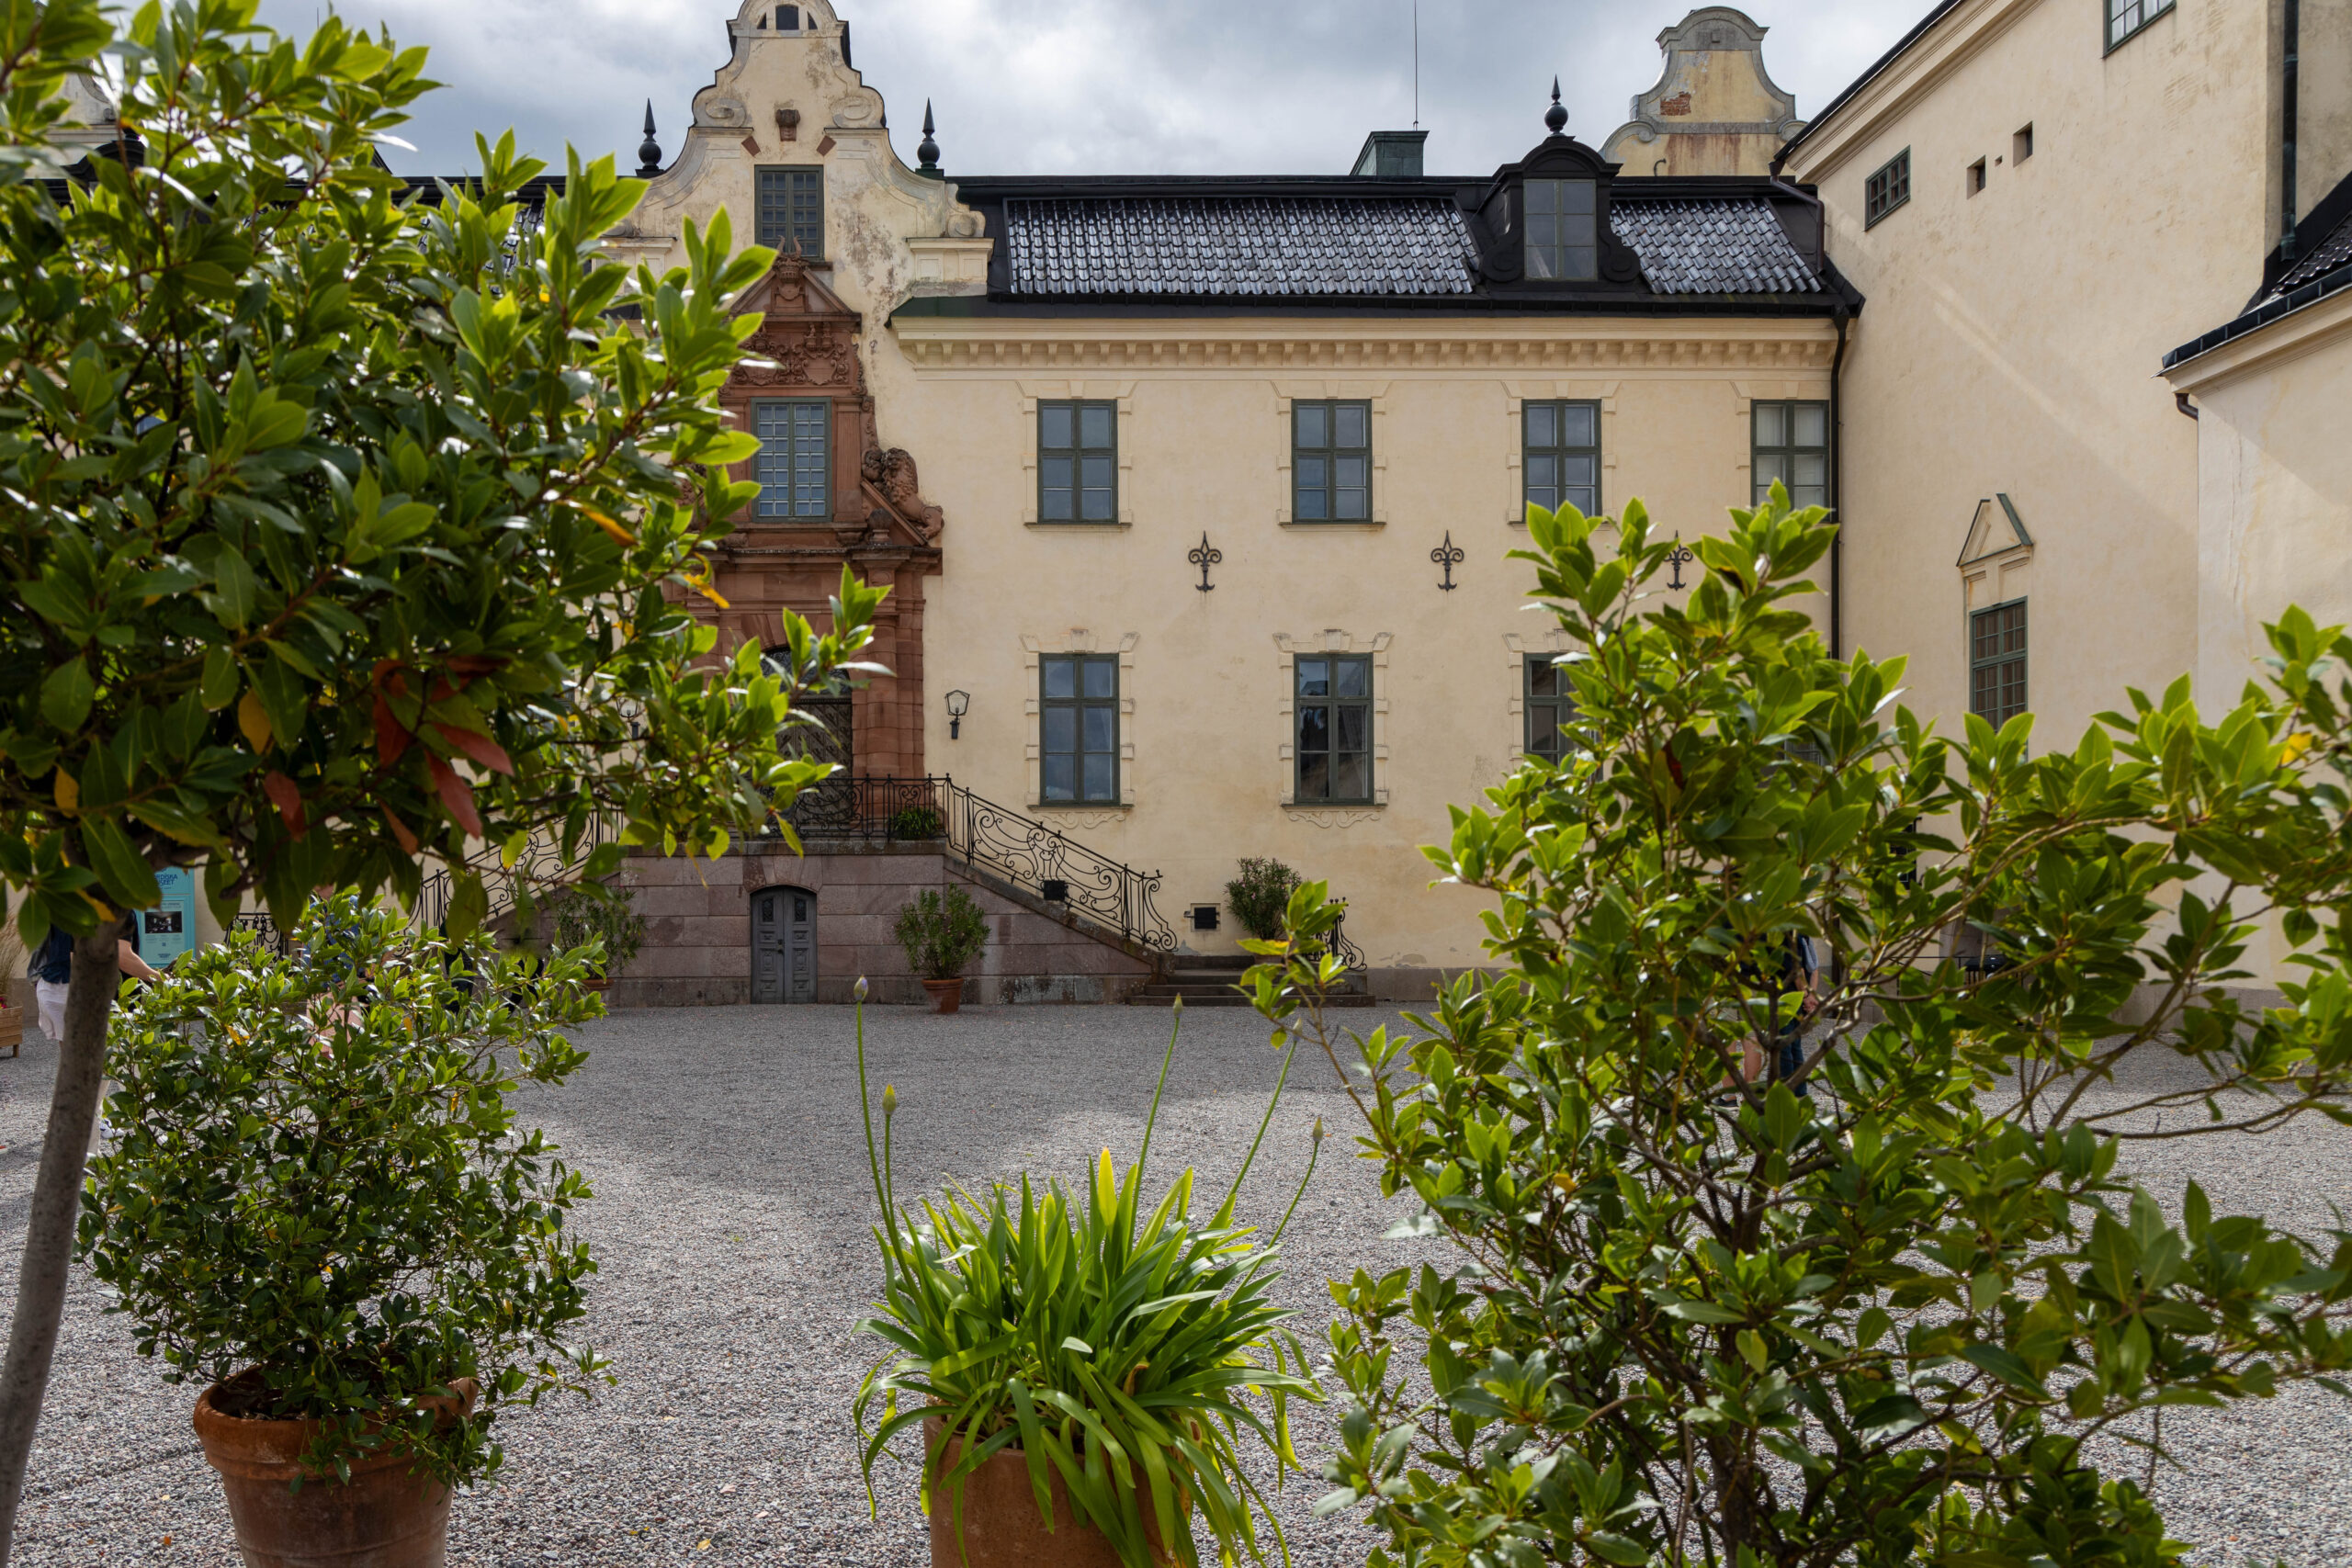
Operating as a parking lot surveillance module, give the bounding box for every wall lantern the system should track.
[944,689,970,739]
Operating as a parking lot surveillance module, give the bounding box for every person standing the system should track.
[30,922,162,1042]
[1739,931,1821,1095]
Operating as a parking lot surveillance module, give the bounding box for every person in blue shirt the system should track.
[30,922,162,1042]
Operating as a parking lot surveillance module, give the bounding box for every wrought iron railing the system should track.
[786,775,1177,956]
[416,814,619,934]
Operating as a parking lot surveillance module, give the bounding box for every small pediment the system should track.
[1957,494,2033,567]
[731,253,860,330]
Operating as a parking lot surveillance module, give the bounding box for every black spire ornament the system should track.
[1544,77,1568,137]
[636,100,662,177]
[916,98,942,178]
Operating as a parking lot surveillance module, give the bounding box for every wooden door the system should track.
[752,886,818,1003]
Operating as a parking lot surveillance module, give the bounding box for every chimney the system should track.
[1351,129,1428,178]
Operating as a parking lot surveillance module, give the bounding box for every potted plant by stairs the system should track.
[0,920,22,1056]
[895,886,989,1012]
[853,996,1324,1566]
[548,884,647,995]
[77,898,610,1568]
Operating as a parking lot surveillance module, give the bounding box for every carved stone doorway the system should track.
[751,886,818,1003]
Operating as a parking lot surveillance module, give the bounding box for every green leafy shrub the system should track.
[1255,489,2352,1567]
[548,885,647,977]
[78,900,607,1486]
[853,1007,1323,1566]
[894,886,989,981]
[888,806,945,840]
[1225,858,1304,942]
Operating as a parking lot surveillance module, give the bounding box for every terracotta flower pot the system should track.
[192,1373,477,1568]
[922,977,965,1014]
[582,976,611,995]
[0,1003,18,1058]
[923,1418,1178,1568]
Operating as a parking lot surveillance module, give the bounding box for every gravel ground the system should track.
[3,1004,2347,1566]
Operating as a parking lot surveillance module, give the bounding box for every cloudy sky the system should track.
[250,0,1918,179]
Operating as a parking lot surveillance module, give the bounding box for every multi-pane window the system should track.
[1295,656,1373,804]
[1523,400,1600,517]
[2106,0,2174,50]
[1525,655,1576,763]
[1524,178,1598,280]
[1864,149,1911,228]
[1293,401,1371,522]
[753,400,829,518]
[1971,601,2029,728]
[755,167,824,257]
[1039,401,1116,523]
[1752,401,1828,510]
[1041,655,1118,804]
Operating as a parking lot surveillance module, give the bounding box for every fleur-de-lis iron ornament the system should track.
[1188,531,1223,592]
[1431,530,1465,592]
[1667,533,1697,591]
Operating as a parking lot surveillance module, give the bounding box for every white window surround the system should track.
[1020,630,1139,812]
[1017,381,1137,527]
[1272,382,1390,527]
[1272,629,1392,816]
[1504,381,1619,525]
[1504,629,1578,764]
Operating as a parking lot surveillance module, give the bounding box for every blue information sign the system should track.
[140,867,198,969]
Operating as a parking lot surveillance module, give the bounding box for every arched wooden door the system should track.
[751,886,817,1003]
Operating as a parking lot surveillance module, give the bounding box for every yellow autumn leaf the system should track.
[53,770,78,810]
[680,557,729,610]
[239,690,273,752]
[571,500,636,547]
[2281,731,2314,765]
[82,893,116,920]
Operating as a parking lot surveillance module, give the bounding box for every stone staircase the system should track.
[1125,952,1376,1009]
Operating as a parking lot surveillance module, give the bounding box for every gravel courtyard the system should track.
[4,1001,2349,1566]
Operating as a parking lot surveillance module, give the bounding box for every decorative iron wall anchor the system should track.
[1667,533,1696,590]
[1431,530,1464,592]
[1188,531,1223,592]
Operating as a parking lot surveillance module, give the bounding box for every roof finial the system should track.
[1544,77,1568,137]
[916,97,941,178]
[636,99,662,177]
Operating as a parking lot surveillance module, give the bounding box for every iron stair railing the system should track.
[784,774,1177,956]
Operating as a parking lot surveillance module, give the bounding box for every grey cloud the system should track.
[255,0,1917,178]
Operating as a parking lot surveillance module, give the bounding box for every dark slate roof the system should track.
[1611,198,1822,295]
[2258,206,2352,307]
[999,191,1819,300]
[1002,196,1478,298]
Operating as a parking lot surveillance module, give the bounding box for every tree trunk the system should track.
[0,925,125,1565]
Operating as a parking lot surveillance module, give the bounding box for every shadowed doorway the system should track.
[751,886,817,1003]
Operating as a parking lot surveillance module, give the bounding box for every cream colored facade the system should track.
[1783,0,2352,992]
[597,0,1844,997]
[1600,7,1808,175]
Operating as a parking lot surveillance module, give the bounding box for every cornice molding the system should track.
[1780,0,2037,185]
[892,321,1838,374]
[2163,288,2352,396]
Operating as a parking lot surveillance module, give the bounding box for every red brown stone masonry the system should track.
[609,843,1153,1008]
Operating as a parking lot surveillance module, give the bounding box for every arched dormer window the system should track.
[1476,83,1641,292]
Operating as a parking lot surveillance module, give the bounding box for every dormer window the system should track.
[1525,178,1597,280]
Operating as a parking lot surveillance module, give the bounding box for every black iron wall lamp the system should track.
[945,689,969,739]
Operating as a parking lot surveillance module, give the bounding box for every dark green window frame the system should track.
[755,166,824,258]
[2104,0,2174,51]
[1752,401,1829,510]
[1523,400,1600,518]
[1292,400,1372,522]
[1864,149,1911,229]
[1295,655,1373,804]
[1041,654,1119,804]
[1971,600,2028,728]
[1524,655,1575,763]
[1038,400,1117,523]
[752,399,830,519]
[1524,177,1599,281]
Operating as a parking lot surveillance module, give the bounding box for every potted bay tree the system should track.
[78,901,608,1567]
[894,885,989,1011]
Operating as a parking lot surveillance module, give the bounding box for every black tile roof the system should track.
[1003,196,1477,298]
[2165,173,2352,370]
[2259,205,2352,306]
[999,191,1822,300]
[1611,197,1822,296]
